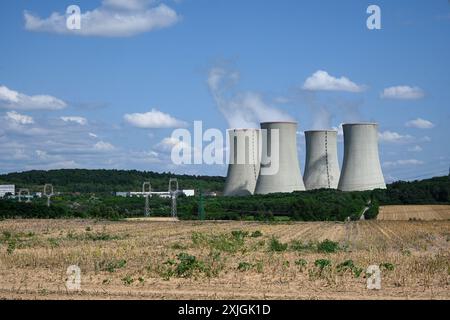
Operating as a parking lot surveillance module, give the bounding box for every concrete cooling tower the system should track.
[223,129,260,196]
[255,122,305,194]
[338,123,386,191]
[303,130,340,190]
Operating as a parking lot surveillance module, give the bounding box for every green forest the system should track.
[0,169,224,193]
[0,169,449,221]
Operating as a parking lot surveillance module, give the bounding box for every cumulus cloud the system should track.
[5,111,34,125]
[405,118,434,129]
[94,141,115,151]
[302,70,365,92]
[61,116,88,125]
[0,85,66,110]
[383,159,424,168]
[381,86,424,99]
[208,66,293,128]
[24,1,180,37]
[124,108,187,128]
[378,130,414,143]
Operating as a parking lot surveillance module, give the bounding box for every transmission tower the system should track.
[168,178,179,218]
[142,182,151,217]
[18,189,31,203]
[43,184,54,207]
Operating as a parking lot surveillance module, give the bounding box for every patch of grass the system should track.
[191,232,246,253]
[231,230,248,241]
[254,261,264,273]
[122,275,134,286]
[171,242,187,250]
[250,230,263,238]
[290,240,315,252]
[336,260,364,278]
[295,258,308,271]
[317,239,340,253]
[47,238,60,248]
[6,240,16,255]
[314,259,331,270]
[402,249,412,257]
[67,231,123,242]
[380,262,395,271]
[237,262,252,272]
[99,259,127,273]
[269,236,288,252]
[160,251,225,279]
[175,253,204,277]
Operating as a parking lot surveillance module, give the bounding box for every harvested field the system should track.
[0,219,449,300]
[378,205,450,221]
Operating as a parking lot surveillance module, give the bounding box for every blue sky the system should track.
[0,0,449,181]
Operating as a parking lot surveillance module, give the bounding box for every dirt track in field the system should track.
[378,205,450,221]
[0,219,449,300]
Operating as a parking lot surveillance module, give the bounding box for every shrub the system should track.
[314,259,331,270]
[250,230,263,238]
[380,262,395,271]
[290,240,315,252]
[294,259,308,271]
[99,259,127,273]
[317,239,340,253]
[237,262,252,272]
[269,237,288,252]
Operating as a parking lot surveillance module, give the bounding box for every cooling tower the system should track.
[338,123,386,191]
[254,122,305,194]
[223,129,260,196]
[303,130,340,190]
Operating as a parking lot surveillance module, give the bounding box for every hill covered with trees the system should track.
[0,169,225,193]
[0,170,448,221]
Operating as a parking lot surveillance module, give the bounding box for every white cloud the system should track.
[61,116,88,125]
[383,159,424,168]
[156,137,191,152]
[408,145,423,152]
[0,85,66,110]
[208,67,293,128]
[94,141,115,151]
[332,123,344,136]
[378,130,414,143]
[381,86,424,99]
[5,111,34,125]
[24,1,180,37]
[124,108,187,128]
[302,70,365,92]
[405,118,434,129]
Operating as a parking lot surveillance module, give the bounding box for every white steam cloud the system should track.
[207,67,293,128]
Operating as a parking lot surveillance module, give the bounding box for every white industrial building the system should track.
[0,185,15,197]
[117,189,195,198]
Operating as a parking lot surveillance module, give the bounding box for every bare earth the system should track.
[378,205,450,221]
[0,218,449,300]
